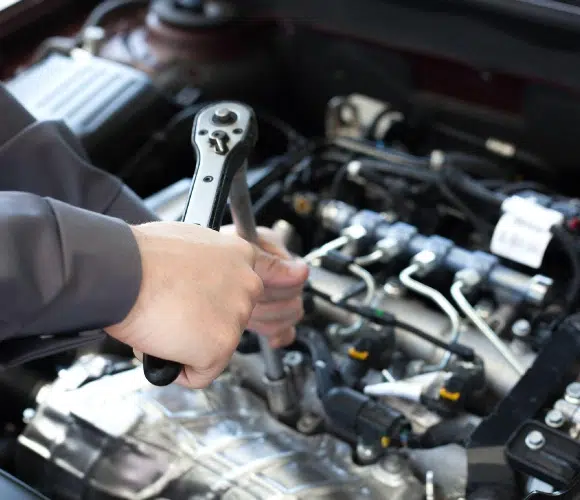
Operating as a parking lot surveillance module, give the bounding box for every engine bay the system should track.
[4,1,580,499]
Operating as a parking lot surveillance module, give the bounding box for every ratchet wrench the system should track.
[142,102,284,386]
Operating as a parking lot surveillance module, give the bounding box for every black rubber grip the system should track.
[142,355,182,386]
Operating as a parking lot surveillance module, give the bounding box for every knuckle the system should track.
[192,368,222,389]
[224,328,241,354]
[248,273,264,299]
[293,297,305,321]
[239,298,254,326]
[235,239,255,262]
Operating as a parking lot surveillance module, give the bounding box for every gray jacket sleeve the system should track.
[0,84,157,364]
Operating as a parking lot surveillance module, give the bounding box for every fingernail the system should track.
[287,258,309,275]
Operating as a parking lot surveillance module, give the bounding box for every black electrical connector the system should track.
[422,358,486,417]
[342,328,395,388]
[323,386,410,448]
[320,250,355,275]
[296,327,411,452]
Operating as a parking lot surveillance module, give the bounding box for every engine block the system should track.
[15,360,424,500]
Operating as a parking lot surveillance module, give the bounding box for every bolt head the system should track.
[382,454,403,474]
[566,382,580,404]
[212,108,237,125]
[346,160,362,178]
[383,278,404,298]
[356,443,378,461]
[545,409,565,428]
[511,319,532,338]
[525,430,546,450]
[283,351,304,367]
[22,408,35,424]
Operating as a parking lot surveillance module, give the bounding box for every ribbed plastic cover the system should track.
[6,53,154,142]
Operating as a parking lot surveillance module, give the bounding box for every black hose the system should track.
[359,159,436,184]
[440,164,580,312]
[551,225,580,312]
[433,122,547,171]
[443,152,509,179]
[442,165,504,211]
[498,181,554,196]
[437,173,495,238]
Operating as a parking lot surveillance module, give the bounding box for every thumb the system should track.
[254,249,309,288]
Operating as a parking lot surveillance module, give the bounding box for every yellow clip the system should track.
[439,387,461,401]
[293,196,313,215]
[347,347,369,361]
[381,436,391,448]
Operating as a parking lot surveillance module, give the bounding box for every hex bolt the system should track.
[383,278,405,298]
[473,299,495,320]
[212,108,237,125]
[545,409,565,428]
[525,430,546,450]
[566,382,580,404]
[511,319,532,338]
[382,454,403,474]
[22,408,35,424]
[356,443,380,463]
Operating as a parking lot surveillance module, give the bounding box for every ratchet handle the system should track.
[142,356,182,386]
[142,102,258,386]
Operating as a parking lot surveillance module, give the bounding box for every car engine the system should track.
[4,1,580,499]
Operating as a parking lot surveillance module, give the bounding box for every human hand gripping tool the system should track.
[142,102,288,389]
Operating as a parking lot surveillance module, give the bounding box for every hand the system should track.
[105,221,264,389]
[221,225,309,348]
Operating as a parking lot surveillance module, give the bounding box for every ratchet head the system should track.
[182,102,258,230]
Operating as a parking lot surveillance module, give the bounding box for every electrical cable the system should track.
[333,136,430,167]
[551,225,580,312]
[433,122,548,171]
[76,0,149,43]
[442,152,509,179]
[437,171,494,238]
[439,164,580,311]
[498,181,554,196]
[304,283,475,361]
[441,165,504,212]
[358,159,436,184]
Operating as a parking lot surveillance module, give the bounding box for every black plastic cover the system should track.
[5,53,172,171]
[506,420,580,491]
[466,313,580,498]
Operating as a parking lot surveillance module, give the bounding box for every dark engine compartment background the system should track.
[2,0,580,191]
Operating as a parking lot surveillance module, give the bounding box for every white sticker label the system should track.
[490,213,554,269]
[501,196,564,231]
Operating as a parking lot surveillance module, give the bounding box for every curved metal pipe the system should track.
[308,267,534,396]
[450,281,525,375]
[399,264,461,372]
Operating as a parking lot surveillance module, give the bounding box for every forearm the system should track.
[0,83,157,224]
[0,192,142,339]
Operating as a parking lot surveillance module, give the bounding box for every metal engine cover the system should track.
[14,361,423,500]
